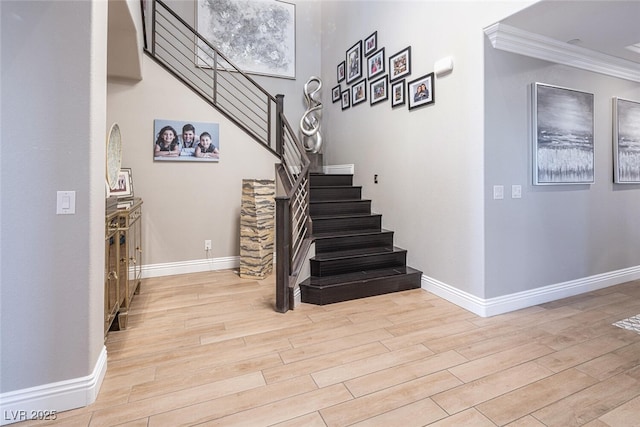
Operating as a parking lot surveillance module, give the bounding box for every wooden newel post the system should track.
[275,196,290,313]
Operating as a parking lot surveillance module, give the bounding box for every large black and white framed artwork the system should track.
[532,83,594,185]
[197,0,296,79]
[613,97,640,183]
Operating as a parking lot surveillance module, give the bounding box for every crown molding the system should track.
[484,23,640,83]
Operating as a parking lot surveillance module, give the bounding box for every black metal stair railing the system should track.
[275,96,311,312]
[142,0,309,312]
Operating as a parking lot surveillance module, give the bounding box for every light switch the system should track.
[512,185,522,199]
[493,185,504,200]
[57,191,76,214]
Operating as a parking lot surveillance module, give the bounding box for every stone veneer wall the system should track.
[239,179,275,279]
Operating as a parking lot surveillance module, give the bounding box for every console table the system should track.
[104,198,143,336]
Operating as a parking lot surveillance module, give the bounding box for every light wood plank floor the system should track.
[16,270,640,426]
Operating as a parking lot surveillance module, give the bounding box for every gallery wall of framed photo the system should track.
[331,30,434,112]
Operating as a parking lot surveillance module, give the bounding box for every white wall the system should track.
[484,42,640,298]
[108,56,280,265]
[0,0,106,409]
[319,1,533,298]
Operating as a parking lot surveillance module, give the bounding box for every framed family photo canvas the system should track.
[613,97,640,183]
[389,46,411,82]
[346,40,362,84]
[154,119,220,162]
[370,75,388,106]
[391,79,405,108]
[351,79,367,106]
[407,72,434,110]
[196,0,296,79]
[364,31,377,56]
[532,82,594,185]
[367,48,385,80]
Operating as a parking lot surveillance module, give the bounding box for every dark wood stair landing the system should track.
[300,173,422,305]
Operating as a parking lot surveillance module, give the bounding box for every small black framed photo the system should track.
[346,40,363,84]
[341,89,350,110]
[391,79,405,108]
[337,61,345,83]
[364,31,377,56]
[332,84,341,103]
[389,46,411,82]
[408,72,434,110]
[367,48,385,80]
[351,79,367,106]
[370,75,388,106]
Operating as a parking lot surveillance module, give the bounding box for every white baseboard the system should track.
[422,265,640,317]
[323,164,355,175]
[0,346,107,426]
[140,256,240,279]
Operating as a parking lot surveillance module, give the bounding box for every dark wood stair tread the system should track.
[313,229,393,239]
[312,246,403,261]
[310,199,370,204]
[311,212,380,220]
[303,266,421,288]
[312,229,383,238]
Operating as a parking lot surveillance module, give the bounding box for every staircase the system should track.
[300,173,422,305]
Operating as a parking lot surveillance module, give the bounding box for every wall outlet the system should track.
[204,240,212,251]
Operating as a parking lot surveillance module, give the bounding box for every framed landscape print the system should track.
[613,97,640,183]
[389,46,411,82]
[407,72,434,110]
[346,40,363,84]
[532,82,594,185]
[196,0,296,79]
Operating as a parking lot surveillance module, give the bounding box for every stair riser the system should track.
[310,174,353,187]
[315,232,394,254]
[301,271,422,305]
[310,200,371,217]
[313,215,381,234]
[310,187,361,201]
[311,251,407,277]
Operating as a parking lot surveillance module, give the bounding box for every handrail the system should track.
[142,0,310,313]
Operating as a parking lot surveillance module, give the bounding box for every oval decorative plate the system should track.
[106,123,122,190]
